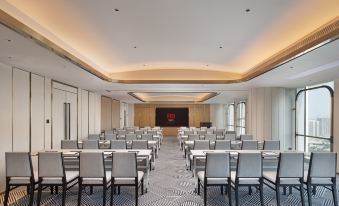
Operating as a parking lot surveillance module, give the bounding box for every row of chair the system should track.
[185,133,253,141]
[62,140,152,150]
[197,152,337,206]
[4,151,145,206]
[191,140,280,150]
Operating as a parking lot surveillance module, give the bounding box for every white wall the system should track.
[128,103,135,127]
[248,87,296,149]
[88,92,101,134]
[210,104,226,128]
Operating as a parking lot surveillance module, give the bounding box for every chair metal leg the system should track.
[197,179,200,195]
[110,184,114,206]
[29,184,34,206]
[300,185,305,206]
[283,186,286,195]
[135,183,139,205]
[235,185,239,206]
[307,184,312,206]
[90,185,93,195]
[248,186,252,195]
[50,186,54,194]
[259,181,264,206]
[332,184,338,206]
[37,183,42,206]
[103,183,107,206]
[220,186,223,195]
[62,183,66,206]
[312,186,317,196]
[204,183,207,206]
[228,180,232,206]
[141,179,144,195]
[276,185,281,206]
[78,179,82,206]
[4,180,10,206]
[289,186,292,195]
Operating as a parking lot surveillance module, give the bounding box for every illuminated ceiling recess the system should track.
[129,92,219,103]
[0,1,339,83]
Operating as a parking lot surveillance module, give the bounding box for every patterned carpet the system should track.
[1,136,338,206]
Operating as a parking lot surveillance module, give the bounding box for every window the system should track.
[295,82,333,152]
[236,102,246,135]
[226,104,235,131]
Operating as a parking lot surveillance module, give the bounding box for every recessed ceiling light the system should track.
[134,46,137,48]
[8,56,12,59]
[206,64,209,67]
[245,9,251,12]
[290,66,294,69]
[7,39,11,42]
[219,46,223,49]
[114,8,119,12]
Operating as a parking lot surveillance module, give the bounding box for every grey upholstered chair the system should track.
[105,133,117,140]
[241,140,258,150]
[263,140,280,150]
[215,129,225,138]
[132,140,148,149]
[4,152,37,206]
[37,152,79,206]
[205,134,217,141]
[231,152,263,206]
[126,128,135,134]
[263,152,305,206]
[189,140,210,170]
[61,140,78,149]
[215,140,231,150]
[117,130,126,139]
[197,152,232,206]
[147,130,157,135]
[240,134,253,141]
[226,130,236,134]
[188,134,200,141]
[305,152,337,206]
[88,134,100,140]
[126,134,137,141]
[135,130,144,138]
[184,130,195,135]
[111,152,144,206]
[198,130,207,136]
[110,140,127,149]
[141,134,153,140]
[78,152,111,206]
[225,133,236,141]
[82,140,99,149]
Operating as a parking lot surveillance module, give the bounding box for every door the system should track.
[67,92,78,140]
[52,89,66,149]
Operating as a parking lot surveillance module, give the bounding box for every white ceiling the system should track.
[1,0,339,76]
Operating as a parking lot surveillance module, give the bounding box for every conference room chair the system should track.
[188,134,200,141]
[184,130,195,135]
[78,152,111,206]
[141,133,153,140]
[147,130,157,135]
[241,140,258,150]
[117,130,127,139]
[205,134,217,142]
[263,152,305,206]
[105,133,117,140]
[82,140,99,149]
[111,152,144,206]
[225,133,236,141]
[214,140,231,150]
[263,140,280,150]
[132,140,148,149]
[305,152,338,206]
[240,134,253,141]
[226,130,236,134]
[135,130,144,138]
[215,129,225,138]
[206,129,214,134]
[197,130,207,138]
[197,152,232,206]
[126,133,137,141]
[231,152,264,206]
[37,152,79,206]
[189,140,210,170]
[61,140,78,149]
[127,128,135,134]
[88,134,100,140]
[105,130,114,135]
[110,140,127,149]
[200,126,207,130]
[4,152,37,206]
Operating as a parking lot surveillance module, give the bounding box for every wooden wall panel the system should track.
[134,104,210,136]
[101,96,112,131]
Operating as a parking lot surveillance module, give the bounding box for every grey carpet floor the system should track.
[2,136,338,205]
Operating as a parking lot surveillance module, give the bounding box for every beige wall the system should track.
[134,104,210,136]
[101,97,121,130]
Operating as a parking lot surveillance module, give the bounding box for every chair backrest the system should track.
[206,129,214,134]
[82,140,99,149]
[135,130,144,135]
[80,152,105,178]
[126,134,137,141]
[141,134,153,140]
[88,134,100,140]
[38,152,64,177]
[200,127,207,130]
[263,140,280,150]
[112,152,137,178]
[224,133,236,141]
[105,133,117,140]
[105,130,114,135]
[184,130,194,135]
[308,152,336,178]
[197,130,207,135]
[236,152,262,178]
[188,134,200,141]
[242,140,258,150]
[226,130,236,134]
[205,134,216,141]
[6,152,33,177]
[110,140,127,149]
[61,140,78,149]
[205,152,230,178]
[126,128,135,134]
[215,140,231,150]
[215,129,225,136]
[132,140,148,149]
[147,130,157,135]
[278,152,304,178]
[240,134,253,141]
[117,130,126,135]
[193,140,210,150]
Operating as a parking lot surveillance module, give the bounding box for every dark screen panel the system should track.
[155,108,189,127]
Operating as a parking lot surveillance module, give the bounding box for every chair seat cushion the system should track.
[113,171,144,185]
[197,171,229,185]
[9,171,39,184]
[263,171,301,185]
[231,171,260,185]
[304,172,334,184]
[41,171,79,184]
[82,171,112,185]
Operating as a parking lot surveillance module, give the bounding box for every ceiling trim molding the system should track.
[0,8,338,84]
[128,92,219,103]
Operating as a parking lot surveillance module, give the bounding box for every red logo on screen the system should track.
[167,113,176,119]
